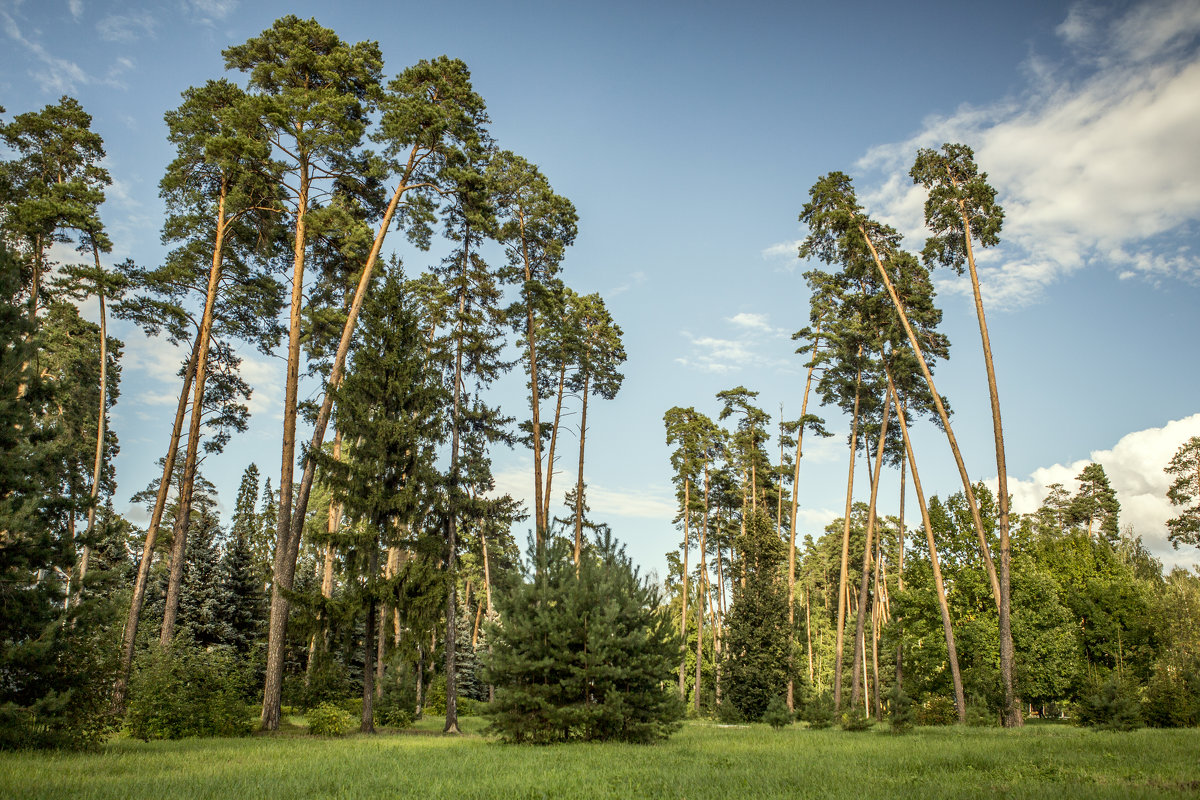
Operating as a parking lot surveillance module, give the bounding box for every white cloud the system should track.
[727,312,772,331]
[587,484,677,519]
[236,351,282,421]
[97,11,157,43]
[677,313,795,374]
[186,0,237,24]
[993,413,1200,570]
[2,9,89,92]
[606,270,647,298]
[68,0,83,22]
[761,239,802,260]
[855,0,1200,308]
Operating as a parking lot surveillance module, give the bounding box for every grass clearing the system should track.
[3,721,1198,799]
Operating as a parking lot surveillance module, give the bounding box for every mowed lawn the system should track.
[4,719,1198,800]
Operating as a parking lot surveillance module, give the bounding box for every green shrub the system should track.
[485,533,683,743]
[799,691,835,729]
[840,706,874,732]
[379,707,413,728]
[965,698,996,727]
[307,702,354,736]
[286,657,354,711]
[1077,675,1143,731]
[887,685,915,734]
[716,700,744,724]
[916,695,957,726]
[1143,665,1200,728]
[762,695,793,729]
[124,643,251,740]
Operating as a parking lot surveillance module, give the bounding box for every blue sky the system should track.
[3,0,1198,577]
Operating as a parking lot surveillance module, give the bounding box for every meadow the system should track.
[3,719,1198,800]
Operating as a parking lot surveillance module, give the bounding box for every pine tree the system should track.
[724,510,790,721]
[1165,436,1200,550]
[1070,463,1121,543]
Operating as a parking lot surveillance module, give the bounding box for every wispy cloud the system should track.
[68,0,84,22]
[97,10,157,43]
[993,413,1200,570]
[1,8,133,91]
[677,311,793,374]
[854,0,1200,308]
[606,270,647,298]
[761,239,802,261]
[185,0,238,24]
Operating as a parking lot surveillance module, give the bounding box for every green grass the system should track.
[3,721,1198,799]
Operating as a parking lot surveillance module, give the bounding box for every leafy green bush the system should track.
[916,695,957,726]
[716,700,744,724]
[485,532,683,743]
[1143,665,1200,728]
[840,707,874,732]
[965,698,996,727]
[286,657,354,711]
[799,691,834,729]
[762,695,793,729]
[1077,675,1143,731]
[307,702,354,736]
[124,643,251,740]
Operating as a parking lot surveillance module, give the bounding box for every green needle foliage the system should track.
[485,531,683,743]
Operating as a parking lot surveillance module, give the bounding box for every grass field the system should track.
[3,719,1198,799]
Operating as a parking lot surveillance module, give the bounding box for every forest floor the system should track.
[3,717,1198,799]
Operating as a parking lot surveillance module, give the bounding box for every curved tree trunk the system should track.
[75,257,107,606]
[851,397,891,707]
[959,207,1021,727]
[545,363,567,529]
[833,367,862,711]
[858,226,1001,611]
[887,371,965,722]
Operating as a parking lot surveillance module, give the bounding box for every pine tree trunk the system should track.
[263,160,415,730]
[574,371,590,565]
[852,399,890,707]
[958,197,1020,727]
[695,461,709,715]
[888,373,965,722]
[544,363,566,528]
[160,186,229,646]
[516,210,547,548]
[75,255,107,606]
[833,368,862,710]
[112,337,200,712]
[786,329,820,711]
[679,477,690,700]
[307,429,342,684]
[361,535,379,734]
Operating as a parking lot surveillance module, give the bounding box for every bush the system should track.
[762,695,793,729]
[124,642,251,740]
[799,691,835,729]
[916,695,958,726]
[485,532,683,743]
[716,700,744,724]
[1077,675,1143,731]
[965,698,996,727]
[286,657,354,711]
[887,685,914,734]
[840,706,874,732]
[1143,665,1200,728]
[307,702,354,736]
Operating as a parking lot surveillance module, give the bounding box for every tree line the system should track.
[0,15,649,746]
[661,151,1200,729]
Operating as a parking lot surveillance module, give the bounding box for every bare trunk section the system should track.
[787,329,820,710]
[544,363,567,528]
[307,430,343,682]
[160,186,229,646]
[361,535,378,734]
[859,227,1000,610]
[851,398,890,707]
[263,159,418,730]
[887,372,965,722]
[516,210,547,548]
[833,368,862,710]
[958,207,1021,727]
[678,478,690,700]
[695,461,709,715]
[75,246,108,605]
[573,370,590,565]
[112,337,200,712]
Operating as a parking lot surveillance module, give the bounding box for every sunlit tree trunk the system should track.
[852,399,890,707]
[833,369,862,710]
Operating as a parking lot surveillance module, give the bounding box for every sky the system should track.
[2,0,1199,580]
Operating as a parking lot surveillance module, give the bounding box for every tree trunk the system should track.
[786,331,820,710]
[307,429,343,683]
[361,535,379,734]
[160,185,229,646]
[859,226,1001,611]
[112,337,200,712]
[852,398,890,707]
[263,158,418,730]
[574,370,590,565]
[895,455,906,692]
[887,372,965,722]
[544,362,567,528]
[695,460,709,715]
[75,255,108,606]
[957,206,1021,727]
[679,477,690,700]
[833,368,862,710]
[516,210,547,548]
